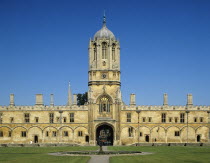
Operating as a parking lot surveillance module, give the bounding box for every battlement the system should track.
[125,105,210,111]
[126,93,210,111]
[0,105,88,111]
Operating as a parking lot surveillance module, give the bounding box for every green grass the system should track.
[108,146,210,163]
[0,146,98,163]
[1,146,209,163]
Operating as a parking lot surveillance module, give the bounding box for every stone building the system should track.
[0,16,210,146]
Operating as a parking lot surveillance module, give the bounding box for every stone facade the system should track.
[0,16,210,146]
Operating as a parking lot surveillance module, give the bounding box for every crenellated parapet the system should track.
[124,93,210,111]
[0,105,88,111]
[124,105,210,111]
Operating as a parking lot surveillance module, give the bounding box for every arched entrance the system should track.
[197,135,201,142]
[96,124,114,146]
[34,135,38,143]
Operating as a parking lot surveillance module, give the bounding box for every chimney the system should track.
[10,94,15,106]
[163,93,168,106]
[130,94,136,106]
[35,94,43,105]
[50,94,54,106]
[73,94,77,105]
[187,94,193,106]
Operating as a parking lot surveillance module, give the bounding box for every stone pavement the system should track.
[88,155,110,163]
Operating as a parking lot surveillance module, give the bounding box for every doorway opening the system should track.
[34,135,38,143]
[197,135,201,142]
[145,135,149,142]
[85,135,89,142]
[96,124,114,146]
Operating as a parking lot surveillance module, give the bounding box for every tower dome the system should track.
[94,15,115,40]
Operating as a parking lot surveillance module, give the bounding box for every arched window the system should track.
[128,127,134,137]
[102,42,107,59]
[112,44,116,61]
[93,43,97,61]
[99,96,110,113]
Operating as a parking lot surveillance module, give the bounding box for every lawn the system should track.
[0,146,98,163]
[108,146,210,163]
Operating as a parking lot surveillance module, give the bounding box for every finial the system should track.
[103,10,106,27]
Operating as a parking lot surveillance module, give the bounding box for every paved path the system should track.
[88,146,109,163]
[88,155,109,163]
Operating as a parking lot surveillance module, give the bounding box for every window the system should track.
[10,117,14,123]
[93,43,97,61]
[99,96,111,113]
[46,131,49,137]
[49,113,54,123]
[142,117,146,122]
[0,113,2,123]
[175,131,180,136]
[180,113,185,123]
[78,131,83,137]
[148,117,152,122]
[161,113,166,123]
[24,113,30,123]
[63,131,68,137]
[175,117,178,123]
[21,131,27,137]
[70,113,74,122]
[112,44,116,61]
[169,117,172,122]
[200,117,203,123]
[140,132,142,137]
[63,117,67,123]
[35,117,39,123]
[128,127,134,137]
[194,117,197,122]
[8,131,11,137]
[56,117,60,123]
[102,42,107,59]
[0,131,3,137]
[52,131,57,137]
[127,113,131,122]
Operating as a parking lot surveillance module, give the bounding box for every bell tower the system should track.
[88,15,121,98]
[88,15,122,146]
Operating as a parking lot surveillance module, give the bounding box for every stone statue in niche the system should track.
[103,61,106,66]
[116,87,122,101]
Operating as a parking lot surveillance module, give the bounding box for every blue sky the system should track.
[0,0,210,106]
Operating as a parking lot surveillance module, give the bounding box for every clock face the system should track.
[102,74,107,79]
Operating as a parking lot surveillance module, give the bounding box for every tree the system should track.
[77,92,88,105]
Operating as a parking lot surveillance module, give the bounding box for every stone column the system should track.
[59,111,63,143]
[10,94,15,106]
[130,94,136,106]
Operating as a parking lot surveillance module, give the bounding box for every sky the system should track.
[0,0,210,106]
